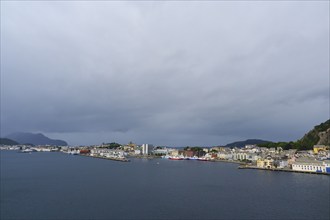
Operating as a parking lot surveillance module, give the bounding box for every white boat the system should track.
[21,149,33,153]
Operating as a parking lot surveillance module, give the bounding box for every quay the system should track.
[80,154,130,162]
[238,165,330,175]
[128,155,161,159]
[212,159,246,165]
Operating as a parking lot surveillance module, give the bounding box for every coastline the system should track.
[238,165,330,175]
[80,154,130,162]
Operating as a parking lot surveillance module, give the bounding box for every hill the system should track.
[5,132,68,146]
[299,119,330,148]
[258,119,330,150]
[0,138,19,145]
[225,139,272,148]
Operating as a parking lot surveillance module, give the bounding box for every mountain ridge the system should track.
[0,138,20,145]
[5,132,68,146]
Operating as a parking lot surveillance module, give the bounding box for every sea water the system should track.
[1,151,329,219]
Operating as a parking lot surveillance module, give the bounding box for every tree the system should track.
[103,142,121,149]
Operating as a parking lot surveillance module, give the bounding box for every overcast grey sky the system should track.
[1,1,329,146]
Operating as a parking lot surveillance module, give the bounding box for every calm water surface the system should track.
[1,151,329,220]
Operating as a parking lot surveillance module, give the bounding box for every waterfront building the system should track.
[264,155,274,168]
[257,159,265,168]
[324,160,330,173]
[233,152,248,161]
[292,158,330,173]
[141,144,154,155]
[170,149,179,157]
[274,160,289,169]
[217,152,233,160]
[183,150,195,158]
[257,155,274,168]
[154,147,170,155]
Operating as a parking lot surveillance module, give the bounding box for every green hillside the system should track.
[0,138,19,145]
[299,119,329,148]
[258,119,329,151]
[225,139,271,148]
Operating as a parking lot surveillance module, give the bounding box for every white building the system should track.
[277,160,289,168]
[153,147,169,155]
[217,152,233,160]
[292,159,330,173]
[141,144,154,155]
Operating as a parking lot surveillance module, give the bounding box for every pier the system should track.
[81,154,130,162]
[238,165,330,175]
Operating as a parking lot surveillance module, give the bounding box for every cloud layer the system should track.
[1,2,329,146]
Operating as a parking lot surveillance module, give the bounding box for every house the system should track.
[217,152,233,160]
[170,149,179,157]
[233,152,249,161]
[154,147,170,155]
[257,155,274,169]
[313,145,329,154]
[257,159,265,168]
[274,160,289,169]
[264,155,274,168]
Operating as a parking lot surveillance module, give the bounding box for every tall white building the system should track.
[141,144,154,155]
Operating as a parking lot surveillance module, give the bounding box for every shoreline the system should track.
[238,165,330,175]
[80,154,130,162]
[211,159,246,165]
[3,150,329,175]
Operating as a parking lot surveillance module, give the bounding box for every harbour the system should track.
[1,150,329,220]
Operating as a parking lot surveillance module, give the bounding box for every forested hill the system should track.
[225,139,271,148]
[5,132,68,146]
[258,119,330,150]
[0,138,19,145]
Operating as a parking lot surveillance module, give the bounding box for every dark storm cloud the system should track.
[1,1,329,146]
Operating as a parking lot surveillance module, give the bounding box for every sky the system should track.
[1,1,329,146]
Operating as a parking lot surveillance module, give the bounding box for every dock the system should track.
[238,165,330,175]
[80,154,130,162]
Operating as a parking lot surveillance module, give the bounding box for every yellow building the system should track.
[257,159,265,168]
[313,145,329,154]
[264,156,274,169]
[170,150,179,157]
[257,155,274,169]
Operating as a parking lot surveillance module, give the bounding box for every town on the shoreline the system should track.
[1,142,330,175]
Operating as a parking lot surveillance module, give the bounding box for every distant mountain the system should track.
[225,139,272,148]
[5,132,68,146]
[0,138,19,145]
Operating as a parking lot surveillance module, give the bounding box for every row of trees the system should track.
[101,142,121,149]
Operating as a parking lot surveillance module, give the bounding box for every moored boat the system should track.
[169,156,183,160]
[197,157,209,161]
[20,149,34,153]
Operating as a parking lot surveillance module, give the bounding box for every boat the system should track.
[187,156,199,160]
[20,149,34,153]
[169,156,183,160]
[197,157,209,161]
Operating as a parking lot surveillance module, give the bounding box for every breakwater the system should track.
[80,154,130,162]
